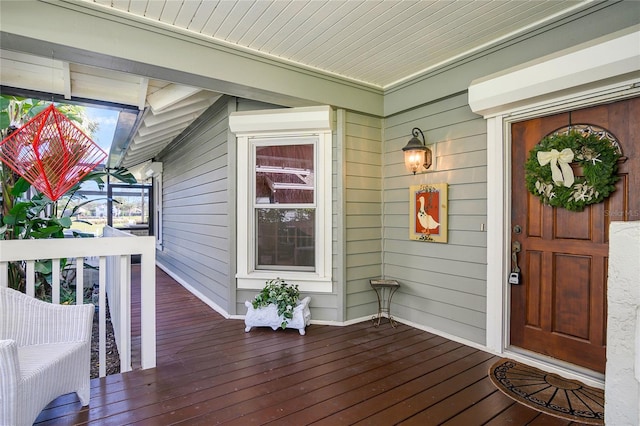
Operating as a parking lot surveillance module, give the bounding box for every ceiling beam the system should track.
[62,61,71,99]
[137,77,148,110]
[147,84,200,114]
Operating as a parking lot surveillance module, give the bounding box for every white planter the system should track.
[244,296,311,335]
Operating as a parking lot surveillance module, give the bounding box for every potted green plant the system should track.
[244,278,311,335]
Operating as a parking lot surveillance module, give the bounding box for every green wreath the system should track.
[525,130,620,212]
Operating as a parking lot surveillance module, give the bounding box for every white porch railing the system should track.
[102,225,138,374]
[0,232,156,377]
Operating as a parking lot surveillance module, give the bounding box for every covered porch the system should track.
[38,267,589,425]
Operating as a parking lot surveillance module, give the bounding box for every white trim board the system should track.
[156,260,231,319]
[469,24,640,118]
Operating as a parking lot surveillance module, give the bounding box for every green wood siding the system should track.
[383,93,487,344]
[342,111,384,321]
[156,100,233,312]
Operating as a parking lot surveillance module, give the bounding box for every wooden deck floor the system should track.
[36,267,591,425]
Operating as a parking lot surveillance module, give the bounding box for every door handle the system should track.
[512,241,521,254]
[512,241,521,272]
[509,241,521,284]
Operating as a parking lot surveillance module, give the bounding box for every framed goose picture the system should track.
[409,183,448,243]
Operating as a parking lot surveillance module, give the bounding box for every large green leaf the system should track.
[31,225,64,239]
[11,177,32,197]
[0,96,10,110]
[56,216,72,228]
[109,167,137,184]
[71,198,100,214]
[34,260,52,275]
[2,214,16,226]
[0,111,10,130]
[29,104,48,117]
[7,202,30,222]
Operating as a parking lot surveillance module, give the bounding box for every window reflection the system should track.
[255,144,314,204]
[256,208,315,270]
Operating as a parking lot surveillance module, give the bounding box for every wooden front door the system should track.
[510,97,639,373]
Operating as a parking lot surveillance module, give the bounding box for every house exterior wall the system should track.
[341,111,384,322]
[383,93,488,344]
[156,101,384,324]
[155,99,236,313]
[158,97,299,316]
[143,3,634,344]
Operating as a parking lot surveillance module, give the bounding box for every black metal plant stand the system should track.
[370,279,400,327]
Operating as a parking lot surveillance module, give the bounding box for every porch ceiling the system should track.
[0,0,596,171]
[80,0,592,89]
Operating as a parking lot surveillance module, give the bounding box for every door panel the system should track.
[510,97,639,373]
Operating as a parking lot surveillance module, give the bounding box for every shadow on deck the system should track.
[36,267,589,425]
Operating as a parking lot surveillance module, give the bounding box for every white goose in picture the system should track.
[417,195,440,232]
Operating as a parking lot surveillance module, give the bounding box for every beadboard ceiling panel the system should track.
[86,0,593,88]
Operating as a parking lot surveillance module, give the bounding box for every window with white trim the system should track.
[254,137,316,271]
[230,106,333,293]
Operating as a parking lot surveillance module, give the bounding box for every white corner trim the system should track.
[485,116,508,354]
[394,316,492,354]
[229,105,334,134]
[469,25,640,117]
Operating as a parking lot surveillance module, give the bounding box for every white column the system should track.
[605,221,640,426]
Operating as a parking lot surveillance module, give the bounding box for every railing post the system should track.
[0,262,7,287]
[99,256,107,378]
[75,258,84,306]
[119,255,131,372]
[26,260,35,297]
[140,243,156,369]
[52,258,60,304]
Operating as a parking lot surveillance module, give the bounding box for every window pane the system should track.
[256,208,315,270]
[57,181,109,236]
[112,186,150,226]
[255,144,314,204]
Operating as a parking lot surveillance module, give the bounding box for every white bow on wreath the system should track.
[537,148,575,187]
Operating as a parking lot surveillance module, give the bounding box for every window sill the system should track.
[237,273,332,293]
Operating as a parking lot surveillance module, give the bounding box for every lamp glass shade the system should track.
[402,128,433,174]
[404,149,426,174]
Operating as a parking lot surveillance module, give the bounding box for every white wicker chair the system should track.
[0,286,94,426]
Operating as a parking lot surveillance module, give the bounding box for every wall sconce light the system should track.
[402,127,432,174]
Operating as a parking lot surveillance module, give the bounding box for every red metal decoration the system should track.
[0,104,107,201]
